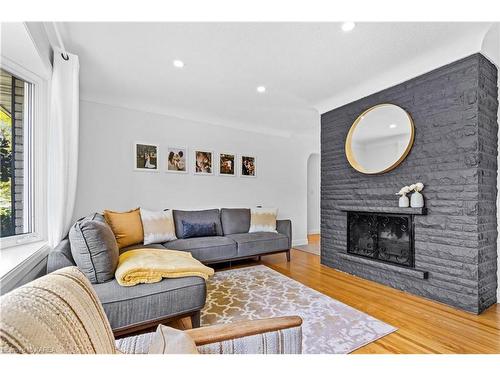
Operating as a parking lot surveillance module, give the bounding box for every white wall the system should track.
[307,153,320,235]
[74,100,316,246]
[481,24,500,302]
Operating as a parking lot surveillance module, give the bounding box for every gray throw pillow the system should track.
[69,213,119,284]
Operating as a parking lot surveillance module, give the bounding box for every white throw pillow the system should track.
[140,208,177,245]
[249,207,278,233]
[148,325,199,354]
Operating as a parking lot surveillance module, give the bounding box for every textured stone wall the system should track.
[477,57,498,311]
[320,53,498,314]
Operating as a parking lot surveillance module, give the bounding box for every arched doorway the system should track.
[298,153,320,254]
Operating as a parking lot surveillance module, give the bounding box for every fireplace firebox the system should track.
[347,212,414,268]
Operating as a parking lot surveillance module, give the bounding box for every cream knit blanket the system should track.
[115,248,214,286]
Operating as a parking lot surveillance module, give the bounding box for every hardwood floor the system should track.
[173,248,500,353]
[307,233,320,245]
[294,233,321,254]
[262,249,500,354]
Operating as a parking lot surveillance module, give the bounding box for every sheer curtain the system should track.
[47,49,80,247]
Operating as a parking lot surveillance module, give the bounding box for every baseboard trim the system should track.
[292,238,308,247]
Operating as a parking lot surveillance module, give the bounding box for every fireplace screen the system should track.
[347,212,414,267]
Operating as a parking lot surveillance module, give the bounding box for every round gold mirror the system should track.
[345,104,414,174]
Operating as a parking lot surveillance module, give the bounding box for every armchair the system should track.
[0,267,302,354]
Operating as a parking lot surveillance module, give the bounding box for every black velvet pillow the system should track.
[181,220,217,239]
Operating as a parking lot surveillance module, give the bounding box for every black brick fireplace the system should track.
[320,54,498,314]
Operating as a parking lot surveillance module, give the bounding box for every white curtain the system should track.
[47,49,80,248]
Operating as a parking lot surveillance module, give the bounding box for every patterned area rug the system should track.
[201,265,396,354]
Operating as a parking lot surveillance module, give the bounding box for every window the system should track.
[0,68,33,239]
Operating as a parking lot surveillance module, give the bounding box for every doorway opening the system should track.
[297,153,320,255]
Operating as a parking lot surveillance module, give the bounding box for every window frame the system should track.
[0,56,48,249]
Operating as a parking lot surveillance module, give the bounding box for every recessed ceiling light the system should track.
[389,124,397,129]
[341,22,356,32]
[256,86,266,93]
[173,60,184,68]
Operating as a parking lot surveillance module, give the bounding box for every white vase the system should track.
[411,191,424,208]
[398,195,409,208]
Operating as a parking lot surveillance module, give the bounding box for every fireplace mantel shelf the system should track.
[338,206,427,215]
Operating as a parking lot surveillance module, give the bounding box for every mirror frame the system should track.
[345,103,415,174]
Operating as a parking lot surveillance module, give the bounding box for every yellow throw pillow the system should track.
[103,208,144,249]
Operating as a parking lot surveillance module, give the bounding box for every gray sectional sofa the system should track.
[167,208,292,263]
[47,208,292,336]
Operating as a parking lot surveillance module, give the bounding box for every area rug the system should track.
[201,265,396,354]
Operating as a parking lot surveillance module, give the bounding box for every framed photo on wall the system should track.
[134,142,159,172]
[218,152,236,176]
[166,146,188,173]
[193,150,214,175]
[240,155,256,177]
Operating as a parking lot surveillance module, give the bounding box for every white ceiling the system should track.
[57,22,492,136]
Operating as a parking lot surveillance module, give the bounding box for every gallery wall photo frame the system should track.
[193,149,215,176]
[133,142,160,172]
[166,146,189,174]
[240,155,257,178]
[218,152,237,177]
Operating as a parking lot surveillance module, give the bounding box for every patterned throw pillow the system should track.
[249,207,278,233]
[140,208,177,245]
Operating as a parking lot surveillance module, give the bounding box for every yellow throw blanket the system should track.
[115,248,214,286]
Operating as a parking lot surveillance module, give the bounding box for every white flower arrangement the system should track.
[397,182,425,208]
[396,182,424,196]
[414,182,424,192]
[396,186,411,196]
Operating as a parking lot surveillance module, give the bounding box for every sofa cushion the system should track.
[93,276,206,331]
[119,243,166,255]
[220,208,251,235]
[163,236,237,262]
[47,238,76,273]
[69,213,119,284]
[173,209,223,238]
[226,232,289,257]
[104,208,144,249]
[140,208,177,245]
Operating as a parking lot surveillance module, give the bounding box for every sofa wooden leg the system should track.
[286,250,291,262]
[190,311,201,329]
